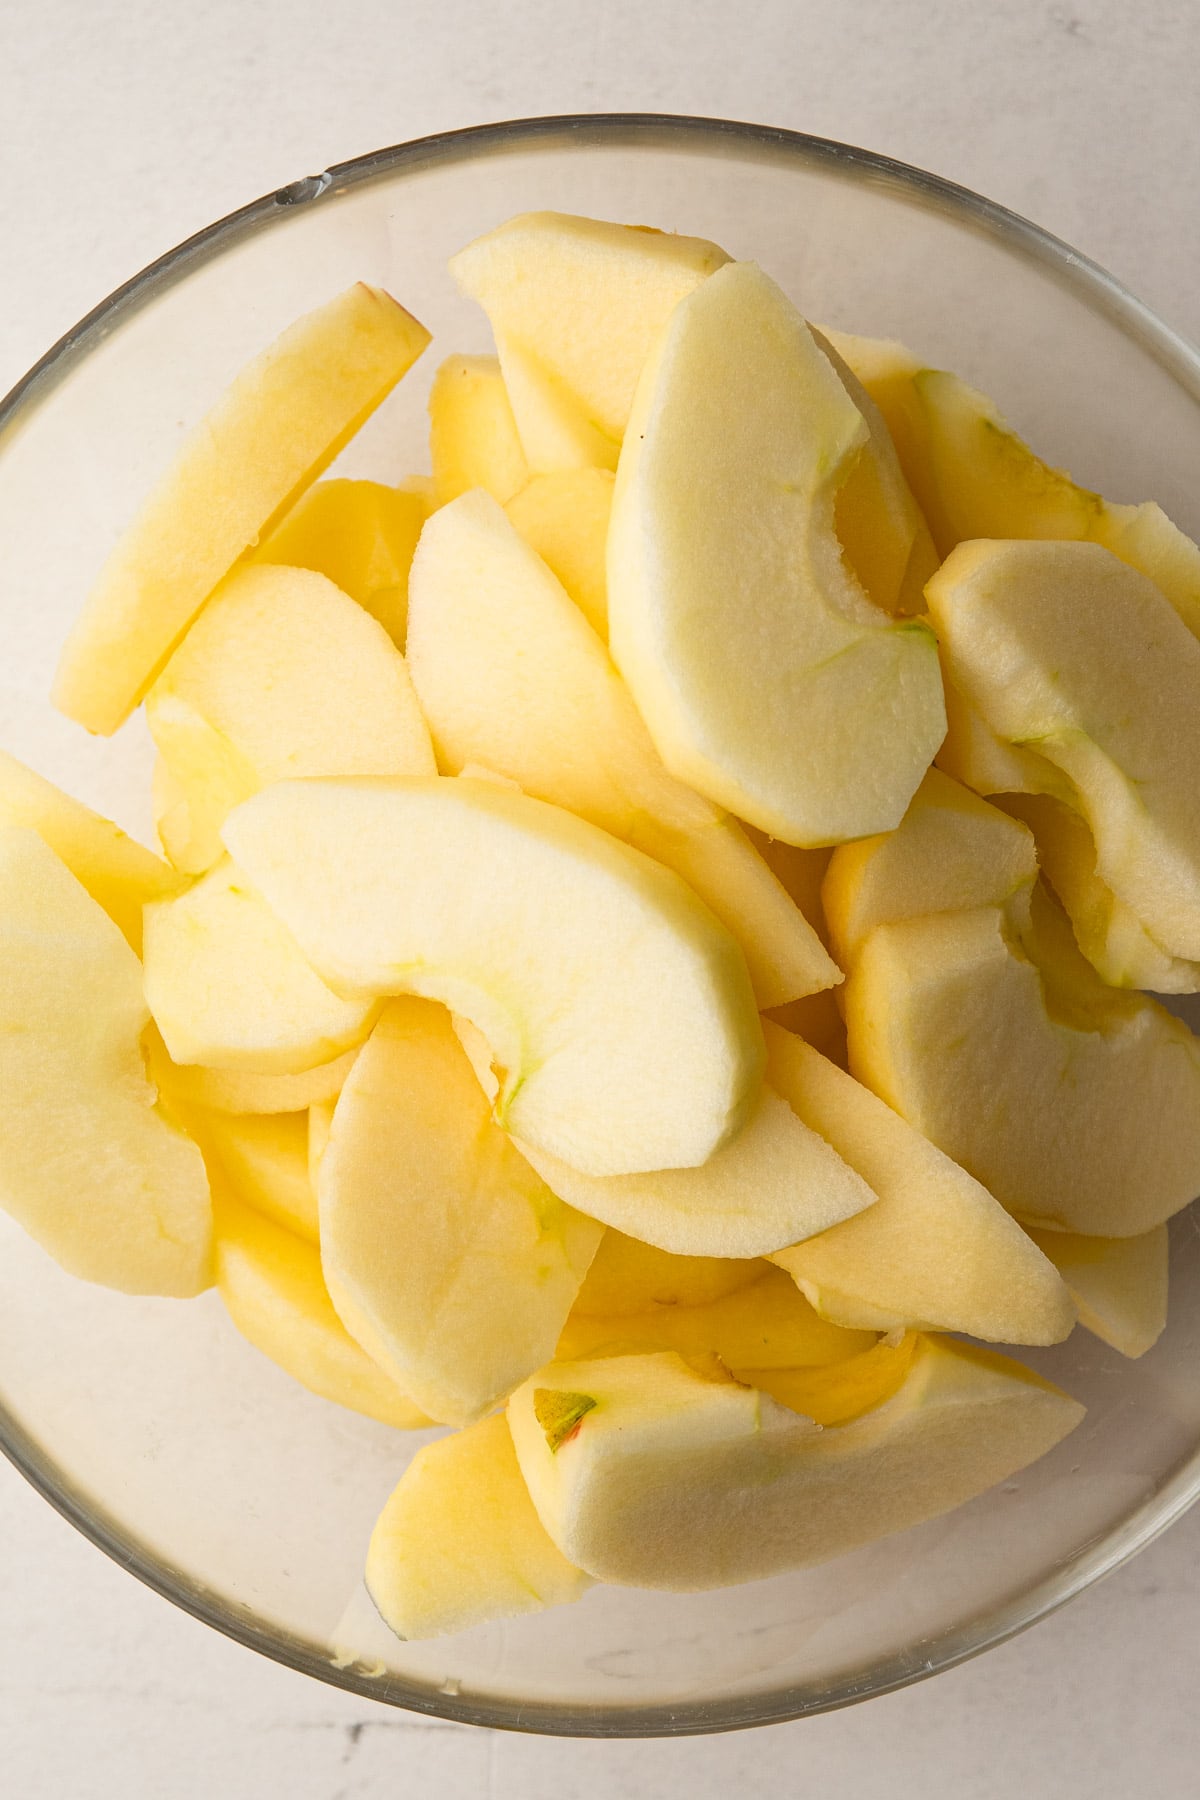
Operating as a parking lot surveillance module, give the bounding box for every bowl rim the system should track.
[2,110,1199,1738]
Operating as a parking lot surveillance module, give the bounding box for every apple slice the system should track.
[407,490,839,1008]
[223,775,765,1176]
[0,749,181,953]
[556,1264,875,1368]
[747,1333,918,1427]
[187,1108,317,1242]
[307,1099,335,1189]
[608,261,946,844]
[253,477,428,647]
[213,1179,427,1428]
[764,1024,1073,1342]
[513,1080,875,1259]
[823,768,1037,968]
[506,468,614,638]
[937,671,1076,804]
[572,1228,763,1316]
[489,336,619,473]
[846,885,1200,1236]
[927,539,1200,962]
[429,352,530,504]
[147,563,434,873]
[0,828,211,1295]
[318,999,602,1426]
[143,858,377,1074]
[145,1025,358,1117]
[507,1341,1083,1589]
[998,792,1200,993]
[450,211,729,446]
[54,283,430,733]
[367,1412,591,1640]
[1024,1225,1168,1360]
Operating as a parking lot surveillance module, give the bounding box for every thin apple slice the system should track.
[507,1341,1083,1589]
[407,490,839,1008]
[764,1024,1073,1342]
[213,1179,428,1428]
[145,1025,358,1117]
[253,477,428,647]
[928,539,1200,962]
[319,999,602,1426]
[367,1412,591,1640]
[572,1228,763,1316]
[845,887,1200,1236]
[1025,1225,1168,1360]
[429,352,529,504]
[506,469,614,638]
[608,262,946,844]
[187,1108,317,1243]
[0,827,211,1295]
[143,858,377,1075]
[0,749,181,953]
[54,284,430,733]
[223,775,764,1177]
[747,1332,918,1426]
[147,563,434,873]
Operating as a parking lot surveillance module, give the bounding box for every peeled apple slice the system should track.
[0,828,212,1295]
[366,1412,591,1640]
[319,999,602,1426]
[253,477,428,647]
[1025,1225,1168,1360]
[186,1108,318,1243]
[223,775,764,1177]
[506,469,614,638]
[428,352,530,504]
[608,261,946,844]
[145,1026,358,1117]
[54,283,430,733]
[507,1342,1084,1590]
[572,1228,762,1316]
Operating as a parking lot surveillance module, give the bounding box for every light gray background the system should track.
[3,2,1199,1793]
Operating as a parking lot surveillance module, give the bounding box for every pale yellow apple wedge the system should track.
[764,1024,1073,1342]
[845,889,1200,1236]
[450,211,730,446]
[429,353,530,504]
[928,539,1200,963]
[1026,1225,1168,1360]
[608,261,946,844]
[319,999,602,1426]
[213,1180,428,1428]
[254,477,428,647]
[188,1108,318,1242]
[146,1026,358,1116]
[147,563,434,873]
[223,775,764,1177]
[143,858,377,1075]
[54,283,431,733]
[406,490,839,1009]
[489,336,619,473]
[507,1342,1083,1589]
[745,1332,918,1427]
[822,768,1038,968]
[0,749,182,953]
[367,1412,591,1640]
[572,1227,763,1316]
[506,469,614,638]
[0,828,211,1295]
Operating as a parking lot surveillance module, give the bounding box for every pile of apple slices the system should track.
[5,211,1199,1641]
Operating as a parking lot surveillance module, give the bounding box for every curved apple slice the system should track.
[1024,1225,1168,1360]
[608,261,946,845]
[0,828,211,1295]
[223,775,764,1176]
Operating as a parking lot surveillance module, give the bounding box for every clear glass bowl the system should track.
[2,114,1199,1738]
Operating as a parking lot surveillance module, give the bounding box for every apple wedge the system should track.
[54,283,430,733]
[846,885,1200,1236]
[0,749,182,953]
[367,1412,591,1640]
[506,468,614,638]
[0,827,211,1295]
[608,261,946,844]
[747,1333,918,1427]
[187,1107,318,1242]
[928,539,1200,962]
[407,490,839,1009]
[572,1228,762,1316]
[507,1341,1083,1589]
[212,1179,428,1428]
[764,1024,1074,1342]
[146,1029,359,1117]
[450,211,730,448]
[147,563,434,873]
[254,477,428,647]
[223,775,764,1176]
[1024,1225,1168,1360]
[429,352,530,504]
[318,999,602,1426]
[143,858,377,1075]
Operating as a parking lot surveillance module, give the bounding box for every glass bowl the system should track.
[2,114,1199,1739]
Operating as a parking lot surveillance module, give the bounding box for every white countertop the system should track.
[3,1,1199,1792]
